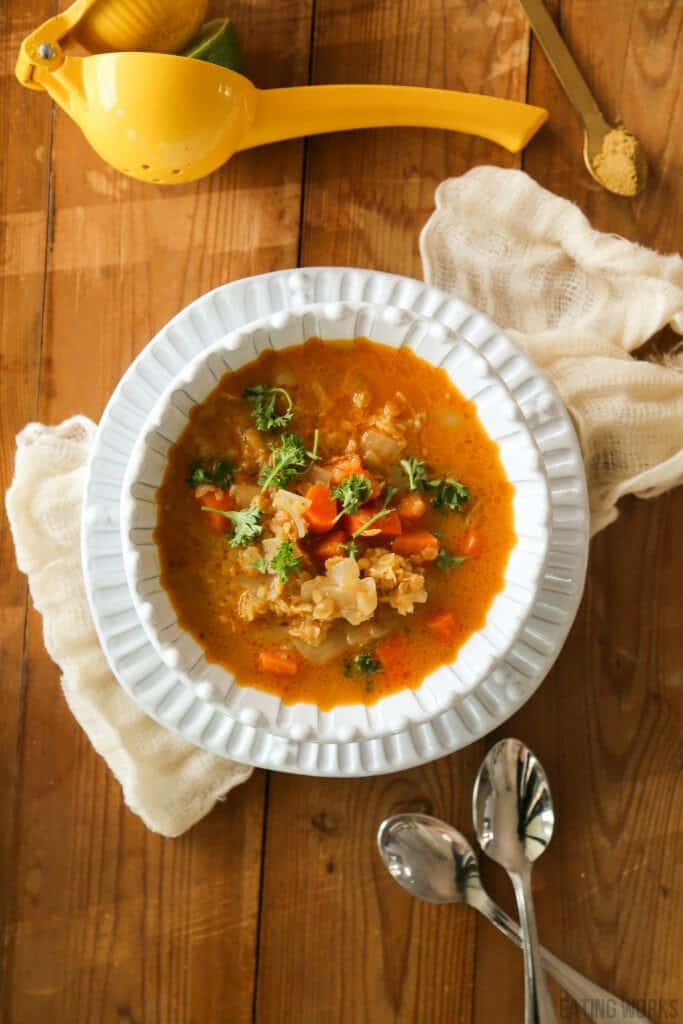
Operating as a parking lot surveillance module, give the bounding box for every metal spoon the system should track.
[377,813,651,1024]
[473,739,556,1023]
[519,0,647,196]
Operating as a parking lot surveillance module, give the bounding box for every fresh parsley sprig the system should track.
[400,457,428,492]
[332,473,372,517]
[258,432,320,492]
[243,384,294,431]
[348,487,397,541]
[253,540,303,583]
[400,456,469,512]
[436,548,468,571]
[343,650,382,678]
[188,458,235,489]
[201,504,263,547]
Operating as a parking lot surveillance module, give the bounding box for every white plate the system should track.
[82,267,589,776]
[120,302,551,743]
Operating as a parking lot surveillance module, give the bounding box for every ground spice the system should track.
[592,127,647,197]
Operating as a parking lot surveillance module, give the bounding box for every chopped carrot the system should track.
[392,529,439,557]
[426,610,458,644]
[344,506,402,538]
[375,633,411,682]
[304,484,338,533]
[398,492,427,522]
[461,529,482,557]
[199,490,235,534]
[312,529,348,561]
[258,650,298,676]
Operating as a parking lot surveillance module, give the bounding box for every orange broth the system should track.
[155,338,516,708]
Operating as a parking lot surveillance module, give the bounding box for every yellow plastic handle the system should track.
[239,85,548,154]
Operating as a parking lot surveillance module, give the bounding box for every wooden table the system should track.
[2,1,682,1021]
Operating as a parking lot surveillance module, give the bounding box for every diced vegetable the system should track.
[199,490,235,534]
[304,484,338,533]
[273,488,311,537]
[426,610,458,644]
[461,529,482,557]
[375,632,410,681]
[398,492,427,522]
[344,506,402,538]
[312,529,348,561]
[327,453,363,485]
[391,529,439,557]
[258,649,298,676]
[361,429,402,471]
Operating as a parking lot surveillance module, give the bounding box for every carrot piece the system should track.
[304,484,338,533]
[398,492,428,522]
[343,507,403,538]
[392,529,439,557]
[312,529,348,561]
[199,490,235,534]
[426,610,458,644]
[258,650,298,676]
[375,633,411,682]
[461,529,482,557]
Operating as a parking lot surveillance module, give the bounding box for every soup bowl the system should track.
[120,302,551,743]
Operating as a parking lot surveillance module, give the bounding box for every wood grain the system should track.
[1,1,682,1023]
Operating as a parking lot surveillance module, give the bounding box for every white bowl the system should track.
[120,301,551,743]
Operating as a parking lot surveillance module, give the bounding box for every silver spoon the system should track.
[473,739,556,1023]
[377,813,651,1024]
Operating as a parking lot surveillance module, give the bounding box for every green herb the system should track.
[343,650,382,678]
[343,539,359,559]
[309,428,320,462]
[332,473,372,517]
[428,478,469,512]
[243,384,293,431]
[188,458,235,489]
[349,487,397,540]
[400,457,428,492]
[269,541,303,583]
[436,548,468,571]
[202,504,263,546]
[258,433,310,491]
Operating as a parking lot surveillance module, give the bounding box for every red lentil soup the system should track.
[155,338,515,709]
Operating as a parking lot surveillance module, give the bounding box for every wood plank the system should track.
[254,1,531,1020]
[2,2,313,1021]
[0,0,55,1010]
[474,1,683,1020]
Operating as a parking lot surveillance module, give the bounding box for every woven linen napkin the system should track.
[421,167,683,533]
[5,417,252,837]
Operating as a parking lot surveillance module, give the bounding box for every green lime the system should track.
[181,17,244,74]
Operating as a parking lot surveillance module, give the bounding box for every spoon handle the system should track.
[480,896,652,1024]
[511,871,556,1023]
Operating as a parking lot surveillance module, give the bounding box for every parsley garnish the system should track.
[428,478,469,512]
[188,458,235,489]
[332,473,372,517]
[253,540,303,583]
[258,433,310,491]
[201,504,263,547]
[343,539,359,559]
[436,548,468,571]
[243,384,294,432]
[343,650,382,678]
[400,457,428,492]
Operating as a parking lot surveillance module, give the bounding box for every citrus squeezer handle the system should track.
[239,85,548,154]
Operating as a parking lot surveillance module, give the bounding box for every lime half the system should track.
[181,17,244,73]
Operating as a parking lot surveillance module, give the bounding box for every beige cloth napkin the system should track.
[5,417,252,837]
[421,167,683,533]
[8,169,683,836]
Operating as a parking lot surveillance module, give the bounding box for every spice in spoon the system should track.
[591,127,648,198]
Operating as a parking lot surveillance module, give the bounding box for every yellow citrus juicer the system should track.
[17,0,549,185]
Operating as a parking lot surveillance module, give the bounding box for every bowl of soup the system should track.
[121,303,550,741]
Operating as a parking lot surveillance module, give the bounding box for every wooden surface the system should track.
[1,1,682,1021]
